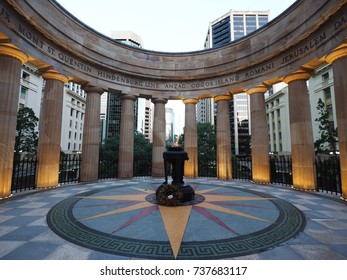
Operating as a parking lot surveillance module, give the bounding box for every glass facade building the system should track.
[204,10,269,155]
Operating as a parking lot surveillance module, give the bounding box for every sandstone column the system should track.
[183,98,199,178]
[214,95,232,180]
[118,94,136,178]
[247,86,270,183]
[80,86,104,182]
[283,70,316,191]
[326,47,347,200]
[36,70,69,189]
[152,98,167,177]
[0,45,29,198]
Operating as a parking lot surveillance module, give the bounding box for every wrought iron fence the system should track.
[315,155,341,195]
[232,155,252,180]
[98,154,118,179]
[10,151,343,198]
[133,154,151,177]
[270,155,293,186]
[198,152,217,177]
[11,155,37,193]
[58,153,81,184]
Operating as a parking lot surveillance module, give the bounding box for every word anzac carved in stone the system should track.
[2,3,347,92]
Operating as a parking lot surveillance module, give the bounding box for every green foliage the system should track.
[100,135,120,159]
[15,106,39,158]
[99,136,119,178]
[197,122,216,156]
[99,131,152,177]
[314,98,338,153]
[134,131,152,158]
[197,122,217,177]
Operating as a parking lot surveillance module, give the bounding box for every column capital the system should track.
[0,44,29,64]
[283,70,312,84]
[82,85,105,94]
[246,85,269,95]
[214,94,232,102]
[325,46,347,64]
[120,94,137,101]
[152,97,168,104]
[182,97,199,105]
[41,70,69,83]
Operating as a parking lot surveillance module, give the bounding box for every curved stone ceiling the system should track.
[1,0,347,99]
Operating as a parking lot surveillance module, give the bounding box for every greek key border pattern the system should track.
[46,186,305,259]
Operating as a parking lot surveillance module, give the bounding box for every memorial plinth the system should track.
[156,146,195,205]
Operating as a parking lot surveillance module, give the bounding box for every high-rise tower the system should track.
[203,10,269,155]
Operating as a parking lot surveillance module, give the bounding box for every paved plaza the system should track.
[0,178,347,260]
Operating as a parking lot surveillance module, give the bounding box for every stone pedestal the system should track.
[157,146,195,203]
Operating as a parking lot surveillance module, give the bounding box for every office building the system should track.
[265,64,338,155]
[18,65,86,154]
[165,108,175,144]
[60,82,86,154]
[265,87,291,154]
[111,31,143,48]
[203,10,269,155]
[101,31,150,142]
[19,64,43,118]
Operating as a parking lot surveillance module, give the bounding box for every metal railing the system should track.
[58,153,81,184]
[10,152,343,197]
[11,156,37,193]
[315,155,341,195]
[270,155,293,186]
[133,154,151,177]
[98,154,118,179]
[232,155,252,180]
[198,153,217,177]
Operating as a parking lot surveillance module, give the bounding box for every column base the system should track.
[36,185,59,190]
[251,180,269,185]
[0,193,13,200]
[291,186,316,192]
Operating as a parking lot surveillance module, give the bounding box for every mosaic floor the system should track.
[1,178,347,260]
[47,181,305,259]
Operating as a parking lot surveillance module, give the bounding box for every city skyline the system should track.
[56,0,296,52]
[55,0,296,135]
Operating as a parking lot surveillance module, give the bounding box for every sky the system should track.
[55,0,297,134]
[56,0,297,52]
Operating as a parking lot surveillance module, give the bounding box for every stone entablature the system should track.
[1,0,347,98]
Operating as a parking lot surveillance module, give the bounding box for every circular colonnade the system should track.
[1,0,347,199]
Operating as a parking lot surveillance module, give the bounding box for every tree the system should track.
[99,131,153,177]
[314,98,338,154]
[15,106,39,158]
[197,122,216,177]
[197,122,216,155]
[134,130,152,159]
[99,135,119,178]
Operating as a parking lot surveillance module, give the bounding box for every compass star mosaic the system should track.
[47,181,305,259]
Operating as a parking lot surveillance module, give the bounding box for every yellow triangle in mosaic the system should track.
[159,205,192,259]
